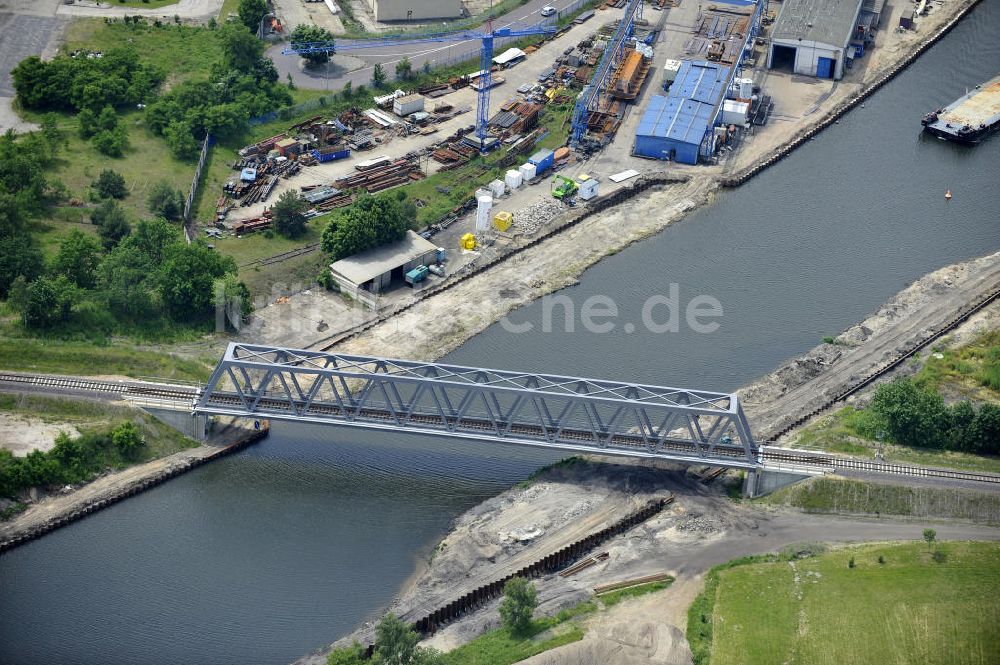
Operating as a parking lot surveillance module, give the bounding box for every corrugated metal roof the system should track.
[667,60,731,105]
[636,95,716,147]
[771,0,864,48]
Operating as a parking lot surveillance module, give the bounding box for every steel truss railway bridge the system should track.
[194,343,763,469]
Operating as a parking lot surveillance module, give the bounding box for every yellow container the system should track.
[460,233,477,250]
[493,211,513,232]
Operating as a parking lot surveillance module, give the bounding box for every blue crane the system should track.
[570,0,643,145]
[283,18,557,152]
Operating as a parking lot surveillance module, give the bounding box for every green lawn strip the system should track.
[442,603,595,665]
[595,578,674,607]
[759,476,1000,523]
[790,407,1000,474]
[690,543,1000,665]
[723,543,999,665]
[0,337,216,383]
[219,0,242,20]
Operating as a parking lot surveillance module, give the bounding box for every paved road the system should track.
[271,0,589,90]
[55,0,223,19]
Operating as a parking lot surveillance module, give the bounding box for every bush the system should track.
[93,169,128,199]
[499,577,537,637]
[290,24,335,66]
[147,180,185,221]
[271,190,308,238]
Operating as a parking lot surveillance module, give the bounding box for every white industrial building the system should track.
[368,0,463,21]
[767,0,865,80]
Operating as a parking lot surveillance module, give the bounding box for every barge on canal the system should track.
[921,74,1000,144]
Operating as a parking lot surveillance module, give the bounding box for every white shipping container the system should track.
[505,169,523,190]
[577,177,599,201]
[721,100,750,125]
[488,179,505,198]
[663,59,682,82]
[393,93,425,117]
[475,195,493,231]
[519,162,537,181]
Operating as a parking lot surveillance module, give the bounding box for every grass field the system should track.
[0,336,217,383]
[0,393,199,461]
[916,331,1000,399]
[692,541,1000,665]
[760,476,1000,523]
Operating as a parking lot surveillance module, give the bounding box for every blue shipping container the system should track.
[311,148,351,163]
[528,148,554,173]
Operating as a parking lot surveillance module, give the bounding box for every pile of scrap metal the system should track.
[431,140,478,170]
[489,100,542,137]
[333,157,424,193]
[301,184,353,212]
[227,216,272,237]
[225,155,300,207]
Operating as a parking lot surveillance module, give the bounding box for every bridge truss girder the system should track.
[196,344,758,468]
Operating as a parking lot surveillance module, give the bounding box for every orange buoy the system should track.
[945,189,952,200]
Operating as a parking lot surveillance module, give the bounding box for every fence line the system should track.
[183,133,213,243]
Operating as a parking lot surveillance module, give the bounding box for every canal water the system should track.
[2,4,998,664]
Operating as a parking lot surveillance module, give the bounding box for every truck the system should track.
[551,175,578,200]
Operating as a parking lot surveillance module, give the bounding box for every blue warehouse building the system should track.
[634,60,732,164]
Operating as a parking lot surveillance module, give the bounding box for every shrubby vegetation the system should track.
[145,23,292,156]
[0,421,145,499]
[854,377,1000,455]
[321,191,417,261]
[11,46,163,113]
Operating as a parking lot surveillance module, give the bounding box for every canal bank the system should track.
[2,2,999,664]
[0,417,268,554]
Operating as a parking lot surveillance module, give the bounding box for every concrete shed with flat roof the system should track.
[767,0,864,80]
[329,230,439,298]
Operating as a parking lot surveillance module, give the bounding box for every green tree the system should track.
[111,421,144,459]
[215,272,253,328]
[321,191,415,260]
[327,642,366,665]
[395,57,413,81]
[78,107,98,138]
[53,229,102,288]
[0,234,45,297]
[92,124,129,157]
[372,62,387,88]
[97,105,119,132]
[499,576,537,636]
[970,403,1000,455]
[219,22,266,72]
[272,190,309,238]
[40,113,65,152]
[91,199,132,250]
[290,24,335,67]
[164,119,200,159]
[147,180,185,221]
[238,0,268,33]
[93,169,128,200]
[20,276,74,329]
[869,378,949,448]
[373,614,420,665]
[157,242,237,321]
[922,528,936,550]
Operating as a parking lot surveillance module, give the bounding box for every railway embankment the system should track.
[0,416,268,554]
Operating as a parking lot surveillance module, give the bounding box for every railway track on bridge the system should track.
[3,371,999,486]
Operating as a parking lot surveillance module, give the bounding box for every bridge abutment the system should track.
[743,468,816,498]
[142,407,210,441]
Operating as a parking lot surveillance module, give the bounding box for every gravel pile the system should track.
[513,198,564,235]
